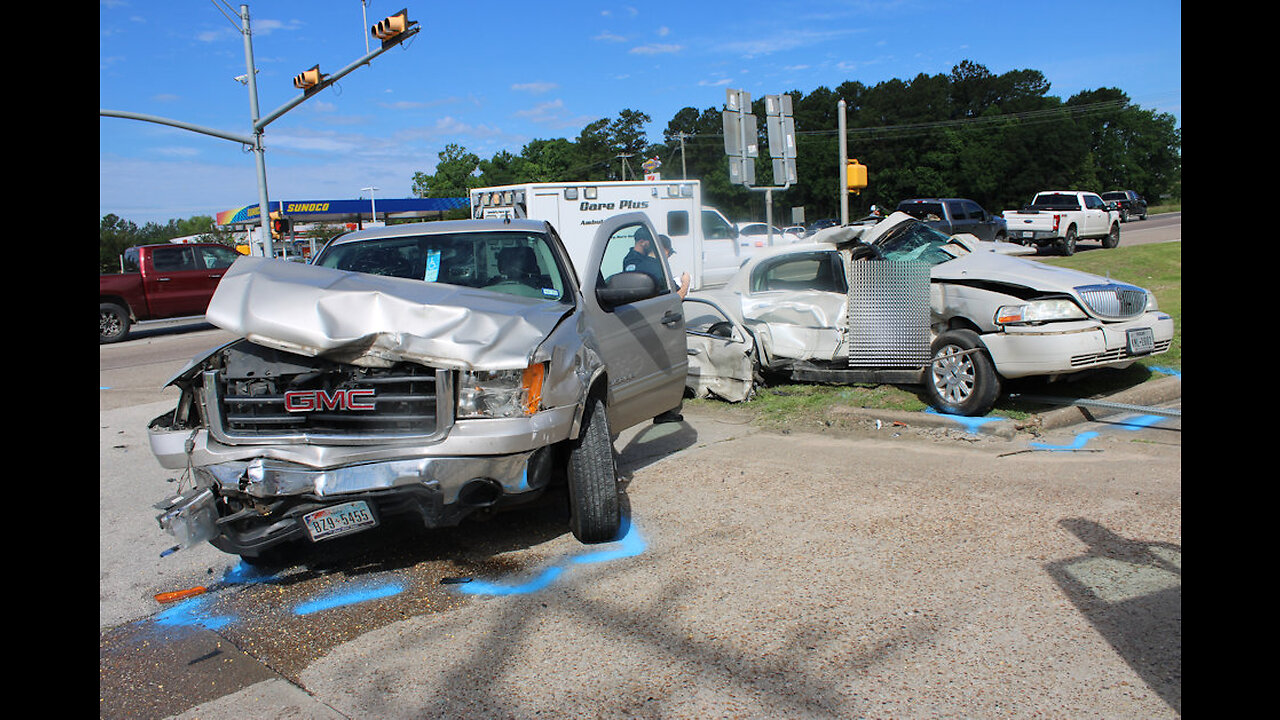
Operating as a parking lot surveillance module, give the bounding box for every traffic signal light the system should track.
[293,65,323,92]
[846,159,868,194]
[270,215,292,240]
[372,9,415,45]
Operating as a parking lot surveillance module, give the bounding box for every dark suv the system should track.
[1101,190,1148,222]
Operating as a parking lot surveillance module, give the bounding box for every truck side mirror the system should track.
[597,270,660,309]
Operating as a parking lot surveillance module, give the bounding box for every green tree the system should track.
[412,143,481,198]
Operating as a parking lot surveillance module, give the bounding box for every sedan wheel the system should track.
[924,330,1000,417]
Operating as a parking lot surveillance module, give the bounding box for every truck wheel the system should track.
[1058,227,1077,256]
[567,394,621,543]
[100,302,131,344]
[924,330,1001,417]
[1102,223,1120,249]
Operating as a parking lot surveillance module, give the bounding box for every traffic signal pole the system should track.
[101,4,420,258]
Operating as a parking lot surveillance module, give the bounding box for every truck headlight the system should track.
[457,363,546,418]
[994,298,1087,325]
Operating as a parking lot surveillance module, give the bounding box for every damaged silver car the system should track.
[149,214,687,563]
[684,211,1174,415]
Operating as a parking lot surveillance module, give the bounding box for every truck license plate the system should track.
[1126,327,1154,355]
[303,501,377,541]
[1022,230,1034,238]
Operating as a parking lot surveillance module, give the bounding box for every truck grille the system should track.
[1074,283,1149,321]
[203,342,450,445]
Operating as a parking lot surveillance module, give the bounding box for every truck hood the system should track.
[205,257,573,370]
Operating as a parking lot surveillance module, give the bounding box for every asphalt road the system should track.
[100,218,1181,719]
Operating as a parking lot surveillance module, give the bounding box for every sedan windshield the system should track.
[315,231,570,301]
[875,222,964,266]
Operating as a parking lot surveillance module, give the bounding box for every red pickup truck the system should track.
[100,243,244,343]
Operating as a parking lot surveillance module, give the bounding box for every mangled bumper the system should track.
[149,405,575,556]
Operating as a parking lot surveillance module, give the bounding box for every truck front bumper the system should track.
[149,404,578,557]
[981,313,1174,379]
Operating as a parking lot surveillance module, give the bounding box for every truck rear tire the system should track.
[567,394,621,543]
[924,330,1001,417]
[1058,227,1077,256]
[100,302,131,344]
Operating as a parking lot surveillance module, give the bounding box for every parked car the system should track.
[1002,191,1121,255]
[896,198,1008,242]
[1100,190,1148,222]
[683,212,1174,415]
[736,222,804,246]
[805,218,839,236]
[100,243,243,343]
[149,214,688,563]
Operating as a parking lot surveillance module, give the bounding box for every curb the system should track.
[825,373,1181,439]
[1017,373,1181,432]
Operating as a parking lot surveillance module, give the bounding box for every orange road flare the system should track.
[154,586,208,603]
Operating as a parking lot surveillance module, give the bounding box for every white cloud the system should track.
[630,43,682,55]
[511,82,559,94]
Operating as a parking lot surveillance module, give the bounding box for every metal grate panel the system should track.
[846,260,931,368]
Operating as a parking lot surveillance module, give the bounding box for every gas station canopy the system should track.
[216,197,469,227]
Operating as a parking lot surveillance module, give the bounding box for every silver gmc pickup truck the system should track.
[149,214,687,564]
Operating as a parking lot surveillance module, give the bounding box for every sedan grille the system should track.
[1073,283,1149,321]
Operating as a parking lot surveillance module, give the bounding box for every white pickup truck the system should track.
[1002,191,1120,255]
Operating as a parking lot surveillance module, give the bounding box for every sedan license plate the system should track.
[303,501,376,542]
[1126,327,1155,355]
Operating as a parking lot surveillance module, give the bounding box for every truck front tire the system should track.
[567,394,622,543]
[100,302,131,344]
[1102,223,1120,249]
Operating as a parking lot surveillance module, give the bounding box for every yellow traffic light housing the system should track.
[372,9,414,45]
[293,65,323,92]
[846,159,868,194]
[269,213,292,240]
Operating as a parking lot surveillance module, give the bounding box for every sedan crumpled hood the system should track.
[929,246,1116,293]
[205,256,573,370]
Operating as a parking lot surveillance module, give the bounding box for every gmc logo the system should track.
[283,388,376,413]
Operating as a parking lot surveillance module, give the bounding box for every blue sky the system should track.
[100,1,1181,225]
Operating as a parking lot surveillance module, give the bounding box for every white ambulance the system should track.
[469,180,742,289]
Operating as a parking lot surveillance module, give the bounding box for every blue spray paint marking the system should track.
[294,582,404,616]
[1028,431,1099,451]
[1114,414,1165,430]
[1150,366,1181,378]
[223,561,280,586]
[458,566,566,596]
[459,520,647,596]
[924,408,1003,434]
[154,595,235,631]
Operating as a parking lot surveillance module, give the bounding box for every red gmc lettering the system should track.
[284,389,376,412]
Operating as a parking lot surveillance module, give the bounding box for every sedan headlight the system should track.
[1145,291,1159,312]
[457,363,546,418]
[994,298,1087,325]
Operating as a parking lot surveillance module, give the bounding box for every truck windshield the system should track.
[876,222,963,266]
[314,231,570,301]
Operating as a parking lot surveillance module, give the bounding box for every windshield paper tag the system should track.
[424,250,441,282]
